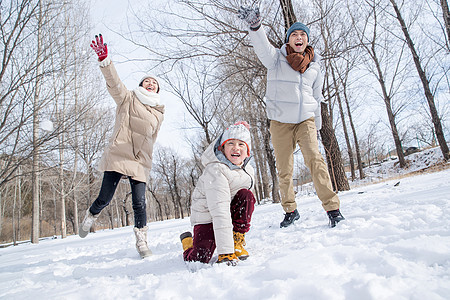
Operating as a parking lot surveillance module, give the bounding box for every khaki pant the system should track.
[270,118,340,212]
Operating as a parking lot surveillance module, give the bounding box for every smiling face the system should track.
[222,139,249,166]
[288,30,308,54]
[141,77,159,93]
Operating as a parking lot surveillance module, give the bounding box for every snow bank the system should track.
[1,163,449,299]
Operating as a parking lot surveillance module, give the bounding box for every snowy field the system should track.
[1,149,450,299]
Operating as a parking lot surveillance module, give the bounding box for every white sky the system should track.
[89,0,191,157]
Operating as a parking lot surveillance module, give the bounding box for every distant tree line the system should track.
[1,0,448,244]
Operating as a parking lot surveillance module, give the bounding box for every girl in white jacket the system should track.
[180,121,256,266]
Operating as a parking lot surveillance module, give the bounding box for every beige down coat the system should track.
[190,137,255,255]
[97,58,164,183]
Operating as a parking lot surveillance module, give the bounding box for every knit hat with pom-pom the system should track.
[220,121,251,156]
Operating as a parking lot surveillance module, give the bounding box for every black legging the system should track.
[89,171,147,228]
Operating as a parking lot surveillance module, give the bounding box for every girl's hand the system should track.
[90,34,108,61]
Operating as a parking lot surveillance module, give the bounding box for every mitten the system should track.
[90,34,108,61]
[237,6,261,31]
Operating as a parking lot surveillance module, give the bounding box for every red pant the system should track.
[183,189,255,263]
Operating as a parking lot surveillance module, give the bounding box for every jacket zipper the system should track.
[242,159,253,190]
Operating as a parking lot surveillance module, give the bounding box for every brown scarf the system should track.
[285,45,314,73]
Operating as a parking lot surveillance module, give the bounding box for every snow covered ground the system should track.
[1,148,450,299]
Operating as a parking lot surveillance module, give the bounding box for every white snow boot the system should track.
[133,226,152,258]
[79,209,99,238]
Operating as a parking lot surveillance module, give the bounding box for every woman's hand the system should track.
[90,34,108,61]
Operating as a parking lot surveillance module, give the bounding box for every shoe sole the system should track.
[79,227,89,238]
[139,252,152,259]
[137,247,153,259]
[329,218,345,228]
[237,255,249,260]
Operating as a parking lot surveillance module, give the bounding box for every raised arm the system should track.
[238,6,279,70]
[90,34,128,105]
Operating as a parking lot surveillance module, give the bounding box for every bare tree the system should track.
[162,60,226,146]
[147,179,165,221]
[31,0,45,244]
[280,0,297,32]
[308,0,350,190]
[153,147,189,219]
[340,66,365,179]
[349,0,410,168]
[0,0,132,243]
[439,0,450,47]
[389,0,449,161]
[332,65,355,181]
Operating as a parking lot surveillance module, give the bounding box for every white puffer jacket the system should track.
[248,27,324,130]
[190,137,255,255]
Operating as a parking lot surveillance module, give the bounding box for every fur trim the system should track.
[98,56,111,68]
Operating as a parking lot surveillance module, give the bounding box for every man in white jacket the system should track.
[238,7,344,228]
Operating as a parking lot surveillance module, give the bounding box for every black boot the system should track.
[327,209,345,228]
[280,209,300,228]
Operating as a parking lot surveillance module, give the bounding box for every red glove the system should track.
[90,34,108,61]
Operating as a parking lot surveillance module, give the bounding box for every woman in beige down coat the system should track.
[180,121,256,266]
[79,34,164,259]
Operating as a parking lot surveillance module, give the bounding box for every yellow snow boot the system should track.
[180,232,193,251]
[233,231,249,260]
[217,253,239,266]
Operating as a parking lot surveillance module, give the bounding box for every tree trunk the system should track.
[318,9,351,190]
[258,131,272,200]
[252,146,263,203]
[13,183,17,245]
[114,196,121,228]
[122,192,132,226]
[320,103,350,191]
[73,48,79,235]
[279,0,297,33]
[31,0,44,244]
[331,66,355,181]
[264,119,281,203]
[390,0,449,161]
[108,206,114,230]
[371,43,407,167]
[343,88,364,179]
[172,157,184,219]
[149,190,163,222]
[0,178,2,238]
[440,0,450,47]
[251,123,270,203]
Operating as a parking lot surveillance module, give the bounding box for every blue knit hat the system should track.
[286,22,310,43]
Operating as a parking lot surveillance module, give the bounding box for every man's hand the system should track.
[237,6,261,31]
